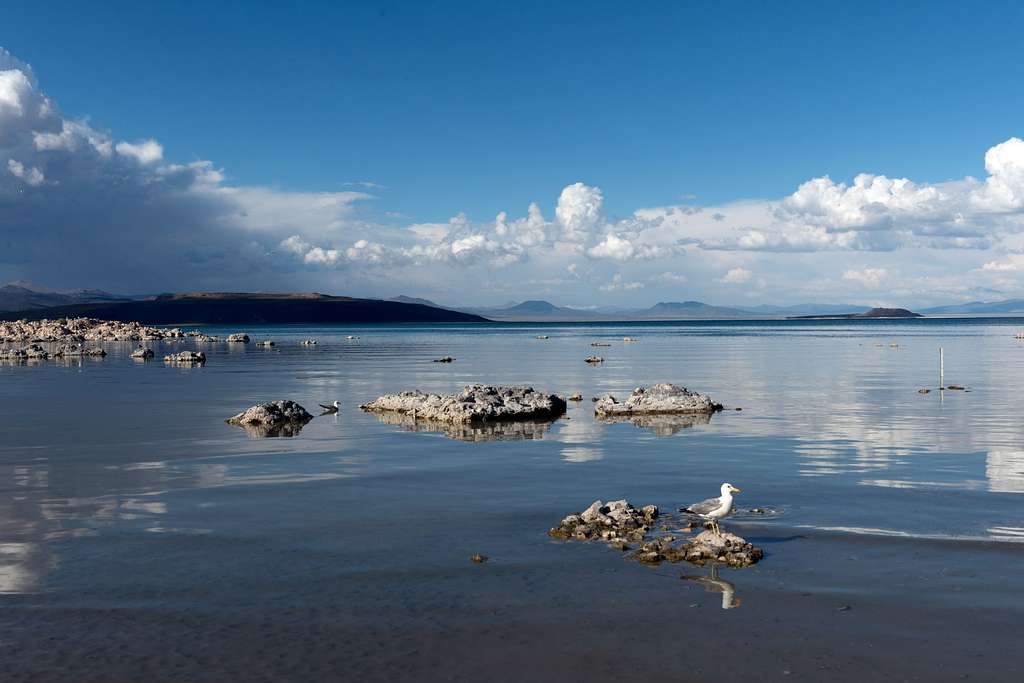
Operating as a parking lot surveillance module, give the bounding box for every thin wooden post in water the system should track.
[939,347,944,388]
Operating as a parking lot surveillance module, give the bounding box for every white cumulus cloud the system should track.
[716,267,753,284]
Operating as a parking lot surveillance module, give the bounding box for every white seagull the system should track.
[682,482,742,535]
[319,400,341,413]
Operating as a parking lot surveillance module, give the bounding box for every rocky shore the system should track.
[594,383,722,416]
[0,317,258,347]
[0,317,185,343]
[360,385,567,424]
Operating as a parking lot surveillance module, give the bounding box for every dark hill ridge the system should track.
[0,292,488,325]
[790,307,921,320]
[502,300,561,315]
[0,283,130,311]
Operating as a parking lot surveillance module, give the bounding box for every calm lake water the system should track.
[2,319,1023,681]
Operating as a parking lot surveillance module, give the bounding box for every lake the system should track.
[2,319,1023,681]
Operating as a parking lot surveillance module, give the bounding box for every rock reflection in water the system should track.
[680,563,741,609]
[231,421,310,438]
[597,412,712,436]
[369,411,558,442]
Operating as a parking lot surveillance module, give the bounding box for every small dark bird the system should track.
[319,401,340,413]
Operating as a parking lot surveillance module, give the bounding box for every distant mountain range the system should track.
[13,281,1024,323]
[634,301,751,319]
[0,283,131,312]
[389,295,442,308]
[920,299,1024,315]
[1,292,486,325]
[451,298,885,321]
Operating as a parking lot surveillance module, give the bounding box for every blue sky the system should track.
[4,2,1024,306]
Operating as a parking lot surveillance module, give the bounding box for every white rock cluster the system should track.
[594,383,722,416]
[360,384,566,424]
[0,317,182,343]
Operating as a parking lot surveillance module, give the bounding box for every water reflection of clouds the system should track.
[986,451,1024,493]
[0,450,364,593]
[554,417,604,463]
[0,542,56,595]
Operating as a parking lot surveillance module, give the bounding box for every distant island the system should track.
[0,292,488,325]
[789,307,922,320]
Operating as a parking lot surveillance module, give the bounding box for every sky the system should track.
[3,1,1024,307]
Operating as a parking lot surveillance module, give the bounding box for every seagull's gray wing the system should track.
[319,403,337,411]
[683,496,721,515]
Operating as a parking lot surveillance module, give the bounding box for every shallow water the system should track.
[2,319,1023,681]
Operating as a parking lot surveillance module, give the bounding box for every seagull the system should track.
[318,401,340,413]
[681,482,742,535]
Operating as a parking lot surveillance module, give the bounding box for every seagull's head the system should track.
[333,400,341,408]
[721,482,742,495]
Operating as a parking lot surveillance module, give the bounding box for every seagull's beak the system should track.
[731,486,742,493]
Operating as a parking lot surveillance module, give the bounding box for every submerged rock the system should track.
[432,356,455,363]
[594,383,721,416]
[164,351,206,364]
[256,340,274,347]
[225,333,250,343]
[548,500,659,543]
[300,339,318,345]
[226,400,313,438]
[568,392,583,401]
[360,384,566,424]
[131,347,154,359]
[584,356,604,364]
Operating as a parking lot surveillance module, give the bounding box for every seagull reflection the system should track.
[681,563,742,609]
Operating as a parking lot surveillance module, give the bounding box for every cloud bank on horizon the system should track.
[3,47,1024,307]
